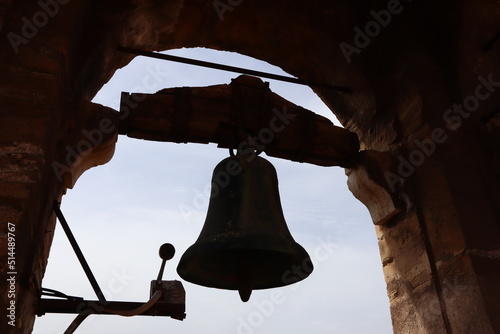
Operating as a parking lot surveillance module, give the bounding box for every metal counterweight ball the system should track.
[159,243,175,260]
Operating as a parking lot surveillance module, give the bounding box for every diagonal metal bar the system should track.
[116,46,352,94]
[53,201,106,302]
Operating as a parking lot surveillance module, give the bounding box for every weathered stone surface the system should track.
[346,150,404,225]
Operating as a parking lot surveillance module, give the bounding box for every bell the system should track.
[177,153,313,302]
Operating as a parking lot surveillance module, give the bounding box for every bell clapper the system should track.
[237,250,254,302]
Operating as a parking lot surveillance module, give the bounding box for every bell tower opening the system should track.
[33,48,392,334]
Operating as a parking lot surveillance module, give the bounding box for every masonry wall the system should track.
[1,1,499,333]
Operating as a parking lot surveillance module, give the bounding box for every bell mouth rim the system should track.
[176,232,313,290]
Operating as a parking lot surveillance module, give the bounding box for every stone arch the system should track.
[78,1,373,137]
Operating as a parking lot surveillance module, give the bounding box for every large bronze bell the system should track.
[177,153,313,302]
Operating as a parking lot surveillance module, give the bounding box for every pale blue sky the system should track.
[33,48,392,334]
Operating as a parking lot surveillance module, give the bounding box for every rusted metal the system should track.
[36,299,186,320]
[176,154,313,302]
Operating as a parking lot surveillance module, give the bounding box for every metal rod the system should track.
[37,299,186,319]
[64,309,94,334]
[53,202,106,302]
[41,287,83,301]
[156,259,166,285]
[116,46,352,94]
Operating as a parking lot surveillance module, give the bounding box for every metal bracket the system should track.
[52,201,106,302]
[37,203,186,323]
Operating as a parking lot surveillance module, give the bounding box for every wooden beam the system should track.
[119,75,359,167]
